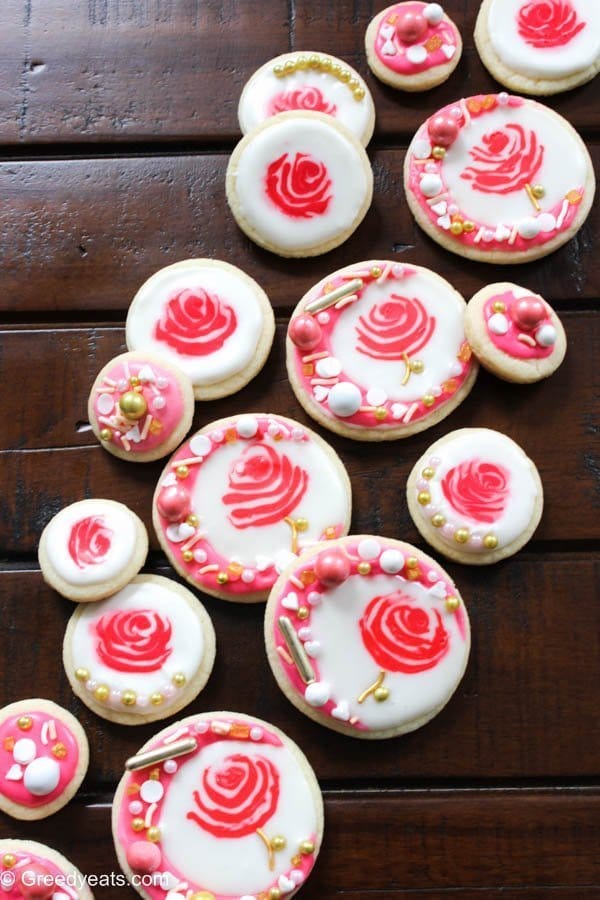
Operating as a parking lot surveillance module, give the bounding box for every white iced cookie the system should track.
[238,51,375,145]
[63,575,216,725]
[265,535,470,739]
[407,428,544,564]
[126,259,275,401]
[226,111,373,257]
[0,839,94,899]
[475,0,600,96]
[112,712,323,900]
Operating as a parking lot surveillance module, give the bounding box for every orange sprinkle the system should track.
[442,378,458,395]
[149,419,163,434]
[3,737,15,751]
[566,190,582,205]
[425,34,442,52]
[127,783,141,795]
[482,94,497,109]
[458,341,472,363]
[300,569,316,586]
[302,363,315,376]
[467,99,481,114]
[229,724,251,740]
[225,428,238,443]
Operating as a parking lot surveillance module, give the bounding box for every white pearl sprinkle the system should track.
[328,382,362,417]
[420,173,443,198]
[487,312,509,335]
[140,779,164,804]
[357,538,381,560]
[236,415,259,439]
[424,3,444,25]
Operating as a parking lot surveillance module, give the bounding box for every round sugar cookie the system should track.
[226,111,373,258]
[0,699,89,821]
[465,282,567,382]
[407,428,544,564]
[63,575,216,725]
[475,0,600,96]
[265,535,470,739]
[112,712,324,900]
[126,260,275,401]
[0,839,94,900]
[404,93,595,263]
[286,260,478,441]
[153,414,352,603]
[38,499,148,603]
[238,51,375,145]
[366,2,462,91]
[88,351,194,462]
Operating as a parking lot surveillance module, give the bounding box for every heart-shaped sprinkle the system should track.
[304,641,321,658]
[255,556,273,572]
[282,592,299,611]
[5,764,23,781]
[165,523,195,543]
[161,472,178,488]
[442,43,456,59]
[437,214,451,230]
[298,627,312,641]
[332,700,351,721]
[138,365,156,383]
[431,201,448,216]
[313,385,330,402]
[429,580,448,599]
[391,403,408,420]
[278,875,295,894]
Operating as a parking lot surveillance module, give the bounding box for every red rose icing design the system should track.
[265,152,332,218]
[356,296,436,360]
[154,289,237,357]
[95,609,173,673]
[68,516,113,569]
[441,460,510,524]
[268,86,336,116]
[187,753,280,838]
[222,444,309,529]
[360,591,450,674]
[518,0,585,48]
[461,125,544,194]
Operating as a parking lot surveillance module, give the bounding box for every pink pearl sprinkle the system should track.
[110,690,121,704]
[470,535,483,548]
[163,760,178,774]
[442,524,455,539]
[129,800,143,815]
[429,456,441,466]
[416,478,429,490]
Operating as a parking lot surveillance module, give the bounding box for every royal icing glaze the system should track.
[268,537,470,734]
[68,579,206,715]
[153,415,351,598]
[412,430,541,554]
[373,3,460,74]
[113,714,322,899]
[287,261,476,434]
[487,0,600,79]
[406,94,591,256]
[43,500,138,587]
[228,112,372,254]
[483,287,556,359]
[238,52,374,145]
[126,261,268,392]
[0,845,86,900]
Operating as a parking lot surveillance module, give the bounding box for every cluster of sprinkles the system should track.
[95,363,170,452]
[272,53,366,101]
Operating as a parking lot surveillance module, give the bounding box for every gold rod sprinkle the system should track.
[401,352,412,386]
[525,183,541,212]
[305,278,363,314]
[256,828,275,871]
[278,616,316,684]
[284,516,299,554]
[357,671,385,705]
[125,737,198,771]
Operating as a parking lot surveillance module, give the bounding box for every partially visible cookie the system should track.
[226,111,373,258]
[465,282,566,383]
[238,51,375,145]
[365,3,462,91]
[0,839,94,899]
[63,575,216,725]
[0,699,89,821]
[475,0,600,96]
[126,259,275,401]
[407,428,544,564]
[38,499,148,603]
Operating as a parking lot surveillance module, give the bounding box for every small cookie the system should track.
[112,712,323,900]
[365,2,462,91]
[0,839,94,899]
[153,413,352,603]
[465,282,567,382]
[404,93,595,263]
[265,535,470,739]
[475,0,600,96]
[38,499,148,603]
[126,259,275,401]
[0,699,89,821]
[407,428,544,564]
[286,260,478,441]
[88,351,194,462]
[238,51,375,145]
[63,575,216,725]
[226,111,373,258]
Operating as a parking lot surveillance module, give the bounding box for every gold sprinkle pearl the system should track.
[75,667,90,682]
[182,550,194,563]
[370,266,382,277]
[122,690,137,707]
[296,55,308,69]
[273,64,284,77]
[406,556,418,569]
[484,534,498,549]
[422,467,434,480]
[186,514,199,527]
[129,375,140,387]
[216,571,229,585]
[353,86,366,100]
[463,221,475,233]
[94,685,110,702]
[52,742,67,759]
[321,57,332,72]
[454,528,470,544]
[295,517,309,532]
[445,596,460,612]
[119,390,147,420]
[150,692,164,706]
[492,301,506,313]
[300,840,315,855]
[406,568,420,581]
[147,826,161,843]
[410,359,424,373]
[450,221,464,236]
[176,464,189,479]
[268,889,282,900]
[422,394,435,407]
[284,60,295,74]
[309,54,320,68]
[531,184,545,199]
[189,893,216,900]
[131,818,145,832]
[374,686,390,702]
[431,513,445,528]
[172,672,186,688]
[17,716,33,731]
[374,406,388,421]
[2,854,16,868]
[357,561,371,575]
[99,427,112,441]
[297,605,310,620]
[417,491,431,506]
[432,146,446,159]
[270,835,287,851]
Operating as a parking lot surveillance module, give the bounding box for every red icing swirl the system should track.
[268,86,336,116]
[265,152,332,218]
[95,609,173,673]
[356,295,436,360]
[359,591,450,673]
[222,444,308,529]
[461,124,544,194]
[441,460,510,523]
[518,0,585,48]
[186,753,280,838]
[68,516,112,569]
[154,289,237,356]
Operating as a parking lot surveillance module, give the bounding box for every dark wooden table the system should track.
[1,1,598,897]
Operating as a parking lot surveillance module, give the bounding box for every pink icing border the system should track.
[0,711,80,808]
[406,93,585,254]
[484,291,553,360]
[115,716,318,900]
[374,2,459,74]
[0,850,77,899]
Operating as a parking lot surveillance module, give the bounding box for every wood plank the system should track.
[0,149,598,315]
[0,558,597,784]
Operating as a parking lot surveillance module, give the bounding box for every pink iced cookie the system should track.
[88,351,194,463]
[365,2,462,90]
[0,839,94,900]
[0,700,89,820]
[112,712,323,900]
